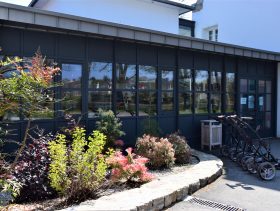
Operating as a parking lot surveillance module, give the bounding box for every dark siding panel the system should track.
[115,41,136,64]
[247,60,257,75]
[257,61,265,75]
[178,116,193,139]
[225,56,236,72]
[158,47,176,67]
[238,58,247,76]
[0,27,21,55]
[194,52,208,69]
[137,45,157,65]
[159,116,176,135]
[88,38,113,61]
[265,62,275,76]
[178,50,193,68]
[209,54,223,71]
[58,35,85,59]
[23,31,55,57]
[121,118,137,146]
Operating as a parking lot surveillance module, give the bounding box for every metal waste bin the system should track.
[201,120,222,151]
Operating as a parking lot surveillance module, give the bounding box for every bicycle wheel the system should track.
[258,162,276,181]
[241,155,251,171]
[246,157,257,174]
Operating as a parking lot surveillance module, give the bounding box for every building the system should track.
[0,1,279,148]
[192,0,280,52]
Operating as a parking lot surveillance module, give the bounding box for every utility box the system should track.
[201,120,222,151]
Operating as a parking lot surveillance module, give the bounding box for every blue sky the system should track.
[0,0,31,6]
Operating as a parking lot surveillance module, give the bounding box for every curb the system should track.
[60,150,223,211]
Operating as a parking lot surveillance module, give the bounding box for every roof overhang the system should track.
[29,0,195,14]
[1,2,280,61]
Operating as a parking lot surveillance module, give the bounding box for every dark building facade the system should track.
[0,3,279,148]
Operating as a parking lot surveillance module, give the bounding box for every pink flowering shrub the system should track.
[107,148,154,183]
[135,134,175,169]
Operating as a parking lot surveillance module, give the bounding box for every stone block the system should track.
[188,181,200,194]
[152,197,165,210]
[164,191,177,207]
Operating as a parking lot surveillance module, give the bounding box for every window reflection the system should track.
[265,112,271,128]
[89,62,112,89]
[62,64,82,88]
[116,91,136,117]
[116,64,136,89]
[61,90,82,114]
[210,71,221,92]
[258,80,265,93]
[179,93,192,114]
[139,91,157,116]
[88,91,112,117]
[226,73,235,92]
[161,70,174,90]
[179,69,192,91]
[266,81,271,93]
[248,80,256,92]
[266,94,271,111]
[195,70,208,91]
[195,93,208,113]
[139,65,157,90]
[210,94,221,113]
[226,93,235,113]
[240,79,247,92]
[162,92,173,111]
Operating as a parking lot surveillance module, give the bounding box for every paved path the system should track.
[168,140,280,211]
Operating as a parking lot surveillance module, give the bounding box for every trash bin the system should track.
[201,120,222,151]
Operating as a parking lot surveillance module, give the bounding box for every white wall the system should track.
[34,0,181,34]
[193,0,280,52]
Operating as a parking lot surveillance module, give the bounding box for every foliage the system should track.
[166,132,191,164]
[141,118,162,137]
[107,148,154,183]
[96,109,125,148]
[13,129,57,202]
[48,127,111,202]
[136,134,175,169]
[0,178,21,206]
[0,50,60,170]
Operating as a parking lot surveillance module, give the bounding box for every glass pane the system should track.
[226,73,235,92]
[116,64,136,89]
[139,91,157,116]
[195,93,208,114]
[62,64,82,89]
[195,70,208,91]
[162,70,174,90]
[240,94,247,113]
[258,95,265,111]
[210,94,221,113]
[266,94,271,111]
[266,81,271,93]
[248,80,256,92]
[210,71,221,92]
[248,95,255,111]
[226,93,235,113]
[89,62,112,89]
[31,90,55,119]
[265,112,271,129]
[61,90,81,114]
[258,80,265,93]
[116,91,136,117]
[2,111,20,121]
[179,92,192,114]
[162,91,173,111]
[139,65,157,90]
[179,68,192,91]
[88,91,112,118]
[240,79,247,92]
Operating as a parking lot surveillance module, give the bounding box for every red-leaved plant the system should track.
[107,148,154,183]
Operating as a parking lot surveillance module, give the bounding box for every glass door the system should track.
[240,79,273,137]
[160,69,175,114]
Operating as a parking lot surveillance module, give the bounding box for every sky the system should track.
[0,0,30,6]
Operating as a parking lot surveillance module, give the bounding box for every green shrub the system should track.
[166,132,191,164]
[48,127,110,203]
[96,109,125,148]
[135,134,175,169]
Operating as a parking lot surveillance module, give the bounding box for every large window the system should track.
[161,69,174,111]
[61,64,82,115]
[139,65,157,116]
[225,73,235,113]
[88,62,112,117]
[210,71,222,113]
[195,70,208,114]
[179,68,192,114]
[116,64,136,117]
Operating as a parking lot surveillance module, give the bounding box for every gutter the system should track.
[28,0,38,7]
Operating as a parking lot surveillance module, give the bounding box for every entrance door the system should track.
[239,79,273,137]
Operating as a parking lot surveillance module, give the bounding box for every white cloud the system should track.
[0,0,31,6]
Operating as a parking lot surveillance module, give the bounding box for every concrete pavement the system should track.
[168,139,280,211]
